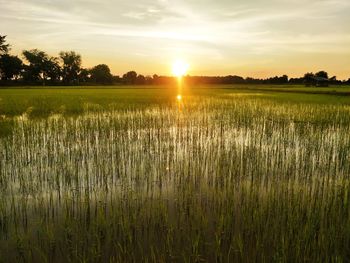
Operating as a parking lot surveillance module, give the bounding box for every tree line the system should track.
[153,72,348,85]
[0,36,116,85]
[1,35,349,86]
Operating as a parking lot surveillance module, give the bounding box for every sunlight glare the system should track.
[172,60,189,77]
[177,94,182,101]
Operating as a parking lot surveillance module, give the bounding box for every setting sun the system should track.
[172,60,189,77]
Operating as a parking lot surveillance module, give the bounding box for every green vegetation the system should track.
[1,86,350,262]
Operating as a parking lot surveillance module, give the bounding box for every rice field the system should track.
[1,86,350,262]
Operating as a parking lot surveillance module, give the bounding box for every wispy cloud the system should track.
[0,0,349,78]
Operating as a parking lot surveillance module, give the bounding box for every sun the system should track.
[172,60,189,77]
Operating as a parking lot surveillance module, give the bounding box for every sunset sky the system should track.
[1,0,349,79]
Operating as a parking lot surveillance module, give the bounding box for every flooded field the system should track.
[1,87,350,262]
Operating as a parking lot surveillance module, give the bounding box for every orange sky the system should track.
[1,0,350,79]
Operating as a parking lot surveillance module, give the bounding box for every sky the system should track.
[1,0,350,79]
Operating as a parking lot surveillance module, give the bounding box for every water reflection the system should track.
[177,76,183,104]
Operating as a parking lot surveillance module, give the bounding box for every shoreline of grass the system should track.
[1,84,350,97]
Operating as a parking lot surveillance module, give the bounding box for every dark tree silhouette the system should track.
[0,54,23,80]
[112,75,122,83]
[263,75,289,84]
[44,57,61,82]
[303,72,331,87]
[0,35,10,54]
[315,71,328,79]
[145,75,153,85]
[22,50,62,84]
[289,77,304,84]
[329,76,342,85]
[303,73,314,83]
[59,51,81,84]
[222,75,245,84]
[79,68,91,83]
[90,64,113,84]
[123,71,138,85]
[22,49,50,83]
[303,73,314,86]
[136,74,146,85]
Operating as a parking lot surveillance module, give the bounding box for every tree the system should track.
[22,49,61,84]
[79,68,90,83]
[123,71,137,85]
[44,57,61,83]
[281,75,288,83]
[112,75,122,83]
[145,75,153,85]
[329,76,342,85]
[90,64,113,84]
[289,77,304,84]
[303,72,314,80]
[136,74,146,85]
[303,72,315,86]
[0,35,10,55]
[0,54,22,80]
[59,51,81,84]
[315,71,328,79]
[22,49,49,82]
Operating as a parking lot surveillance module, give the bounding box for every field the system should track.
[1,85,350,262]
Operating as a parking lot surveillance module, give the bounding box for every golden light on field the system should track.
[172,60,189,77]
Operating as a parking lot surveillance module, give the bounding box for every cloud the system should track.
[0,0,349,78]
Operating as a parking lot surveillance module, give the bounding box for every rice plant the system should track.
[0,90,350,262]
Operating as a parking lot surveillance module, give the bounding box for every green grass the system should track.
[0,85,349,118]
[1,85,350,262]
[0,87,175,117]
